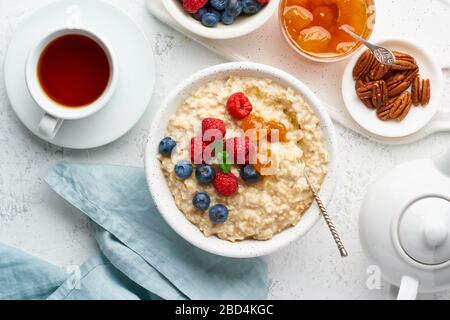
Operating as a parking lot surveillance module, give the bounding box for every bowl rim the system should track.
[144,62,338,258]
[163,0,279,40]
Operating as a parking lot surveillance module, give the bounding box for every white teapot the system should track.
[359,150,450,299]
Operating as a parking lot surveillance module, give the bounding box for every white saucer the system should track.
[342,39,444,139]
[4,0,155,149]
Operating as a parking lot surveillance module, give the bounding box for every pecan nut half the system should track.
[385,73,406,86]
[389,92,412,121]
[421,78,431,106]
[393,51,416,63]
[376,103,392,121]
[403,67,419,83]
[388,79,410,98]
[356,80,375,108]
[353,50,376,80]
[356,81,377,99]
[371,80,388,109]
[411,76,431,106]
[411,75,421,106]
[355,80,365,90]
[391,51,418,71]
[370,61,390,80]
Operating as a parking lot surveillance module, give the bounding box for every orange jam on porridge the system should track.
[280,0,375,59]
[240,115,287,176]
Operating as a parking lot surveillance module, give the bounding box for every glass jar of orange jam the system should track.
[279,0,376,61]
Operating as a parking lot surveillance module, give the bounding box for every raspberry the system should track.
[227,92,253,120]
[225,136,256,165]
[183,0,208,13]
[190,136,207,164]
[256,0,270,3]
[202,118,226,143]
[213,172,239,197]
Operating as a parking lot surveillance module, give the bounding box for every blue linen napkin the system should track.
[0,243,67,300]
[0,162,267,300]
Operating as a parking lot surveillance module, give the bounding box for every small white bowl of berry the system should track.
[165,0,278,39]
[145,62,337,258]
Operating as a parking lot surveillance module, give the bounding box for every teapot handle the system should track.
[397,276,419,300]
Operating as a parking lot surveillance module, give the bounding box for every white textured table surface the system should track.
[0,0,449,300]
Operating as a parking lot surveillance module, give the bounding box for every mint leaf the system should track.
[217,150,232,173]
[220,163,232,173]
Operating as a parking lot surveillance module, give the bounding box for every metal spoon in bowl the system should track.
[340,25,396,66]
[303,170,348,257]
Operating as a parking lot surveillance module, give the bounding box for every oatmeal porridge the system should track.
[158,76,328,242]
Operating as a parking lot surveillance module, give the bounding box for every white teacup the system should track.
[25,28,118,139]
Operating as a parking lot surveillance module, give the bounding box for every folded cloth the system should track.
[0,243,67,300]
[0,243,152,300]
[0,162,267,300]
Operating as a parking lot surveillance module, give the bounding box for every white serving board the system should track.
[147,0,450,145]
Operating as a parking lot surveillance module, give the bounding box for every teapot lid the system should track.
[399,197,450,265]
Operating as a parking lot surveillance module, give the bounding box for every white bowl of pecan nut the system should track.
[342,39,444,138]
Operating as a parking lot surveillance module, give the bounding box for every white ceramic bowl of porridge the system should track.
[145,62,338,258]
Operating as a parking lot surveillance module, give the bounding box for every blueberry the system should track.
[240,164,261,183]
[159,137,176,156]
[221,11,235,25]
[175,161,193,179]
[201,12,220,27]
[195,164,216,184]
[208,6,221,19]
[209,0,229,11]
[209,204,229,224]
[241,0,261,15]
[192,7,208,21]
[226,0,243,17]
[192,192,211,211]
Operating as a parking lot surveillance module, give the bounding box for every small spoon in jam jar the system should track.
[340,25,396,66]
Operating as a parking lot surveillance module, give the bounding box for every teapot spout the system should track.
[435,149,450,176]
